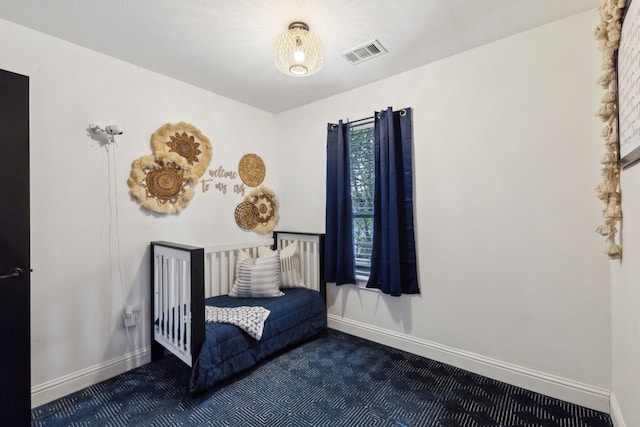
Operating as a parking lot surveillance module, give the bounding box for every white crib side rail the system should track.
[201,234,324,298]
[152,244,194,366]
[203,239,273,298]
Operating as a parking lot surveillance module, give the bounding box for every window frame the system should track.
[348,121,375,285]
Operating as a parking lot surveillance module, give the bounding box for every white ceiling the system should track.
[0,0,601,113]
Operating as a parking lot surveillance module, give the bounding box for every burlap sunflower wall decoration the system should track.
[128,152,198,214]
[234,186,279,234]
[129,121,212,214]
[151,122,213,178]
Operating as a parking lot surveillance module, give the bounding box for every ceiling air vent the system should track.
[341,39,387,64]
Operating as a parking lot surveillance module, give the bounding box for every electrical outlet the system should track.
[124,305,138,328]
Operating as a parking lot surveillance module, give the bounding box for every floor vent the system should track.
[341,39,387,64]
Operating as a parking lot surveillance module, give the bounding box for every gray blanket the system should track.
[204,306,271,340]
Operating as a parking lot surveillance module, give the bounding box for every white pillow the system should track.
[258,241,304,288]
[229,249,283,298]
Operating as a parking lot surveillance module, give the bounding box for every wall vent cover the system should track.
[341,39,387,64]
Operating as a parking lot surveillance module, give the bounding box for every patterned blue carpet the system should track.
[32,330,613,426]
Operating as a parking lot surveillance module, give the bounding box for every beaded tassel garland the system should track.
[594,0,628,259]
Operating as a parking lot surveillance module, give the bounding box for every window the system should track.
[349,123,375,281]
[325,107,418,295]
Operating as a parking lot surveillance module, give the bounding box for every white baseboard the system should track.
[31,322,615,416]
[31,347,150,408]
[610,392,626,427]
[328,314,611,413]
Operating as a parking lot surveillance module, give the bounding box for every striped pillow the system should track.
[229,249,283,298]
[258,241,303,288]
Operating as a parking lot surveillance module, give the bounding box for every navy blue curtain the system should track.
[367,107,419,296]
[325,121,356,285]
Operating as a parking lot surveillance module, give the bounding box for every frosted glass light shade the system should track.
[274,22,323,77]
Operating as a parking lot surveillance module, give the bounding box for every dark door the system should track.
[0,69,31,425]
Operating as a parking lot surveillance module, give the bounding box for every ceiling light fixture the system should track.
[274,21,323,77]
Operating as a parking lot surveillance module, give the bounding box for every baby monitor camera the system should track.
[105,125,123,136]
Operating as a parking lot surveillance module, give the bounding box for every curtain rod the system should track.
[331,116,374,130]
[346,108,406,125]
[347,115,374,125]
[332,108,407,129]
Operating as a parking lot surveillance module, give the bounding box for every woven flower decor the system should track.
[235,186,279,234]
[129,122,212,214]
[594,0,628,259]
[151,122,213,179]
[128,152,198,214]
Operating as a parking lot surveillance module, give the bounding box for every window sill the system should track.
[355,277,380,293]
[355,275,368,286]
[328,279,381,293]
[356,284,380,293]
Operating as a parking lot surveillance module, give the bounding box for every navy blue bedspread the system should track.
[190,287,327,394]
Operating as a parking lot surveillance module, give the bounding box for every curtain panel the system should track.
[325,121,356,285]
[367,107,419,296]
[324,108,419,296]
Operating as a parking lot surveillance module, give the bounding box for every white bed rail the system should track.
[202,239,273,298]
[151,232,325,367]
[152,243,201,366]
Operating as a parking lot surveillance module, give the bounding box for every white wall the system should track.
[277,10,612,412]
[610,164,640,426]
[0,18,279,406]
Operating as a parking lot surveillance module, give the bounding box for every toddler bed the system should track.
[150,231,326,394]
